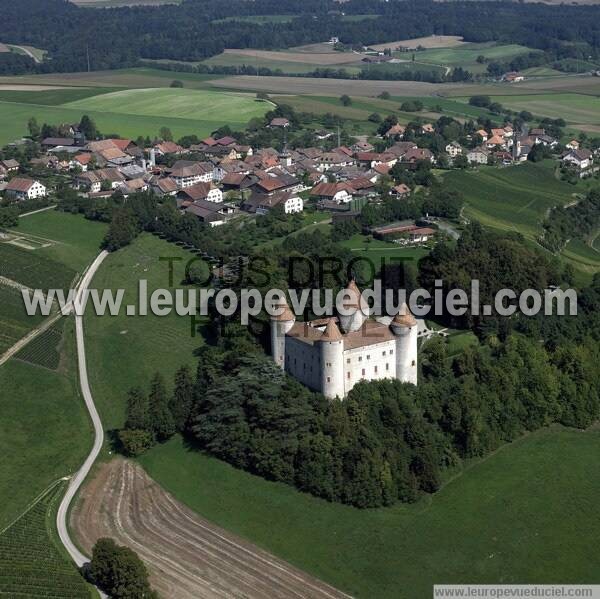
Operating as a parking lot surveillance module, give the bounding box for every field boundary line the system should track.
[19,204,57,218]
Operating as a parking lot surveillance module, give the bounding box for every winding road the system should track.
[55,251,108,568]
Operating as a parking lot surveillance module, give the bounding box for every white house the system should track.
[5,177,46,200]
[309,182,354,204]
[562,149,593,171]
[467,147,489,165]
[445,142,463,157]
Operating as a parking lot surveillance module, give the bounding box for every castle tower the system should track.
[319,319,345,399]
[390,303,418,385]
[338,280,369,334]
[270,298,295,369]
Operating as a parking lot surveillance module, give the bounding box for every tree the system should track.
[339,94,352,107]
[170,79,183,87]
[27,117,40,139]
[86,538,159,599]
[159,126,173,141]
[170,365,194,432]
[378,91,391,100]
[79,115,98,140]
[125,387,150,431]
[118,429,154,457]
[148,372,175,441]
[101,208,139,252]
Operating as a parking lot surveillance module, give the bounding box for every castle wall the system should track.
[342,339,397,395]
[284,337,322,392]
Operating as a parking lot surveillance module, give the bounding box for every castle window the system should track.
[386,363,389,371]
[327,376,331,383]
[382,351,386,356]
[347,372,351,379]
[361,368,365,377]
[358,356,362,362]
[390,349,394,355]
[374,365,378,374]
[367,354,370,360]
[346,358,350,364]
[326,362,332,367]
[412,360,416,366]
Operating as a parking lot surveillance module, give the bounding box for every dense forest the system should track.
[0,0,600,74]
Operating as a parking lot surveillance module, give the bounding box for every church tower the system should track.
[269,298,295,369]
[319,319,345,399]
[390,303,418,385]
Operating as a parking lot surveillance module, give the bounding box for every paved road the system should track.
[56,251,108,571]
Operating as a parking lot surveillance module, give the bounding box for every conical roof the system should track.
[320,318,343,341]
[392,302,417,327]
[270,297,295,322]
[340,279,369,313]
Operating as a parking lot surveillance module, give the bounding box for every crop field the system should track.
[0,283,46,355]
[464,93,600,126]
[0,241,76,292]
[0,480,92,597]
[368,35,466,52]
[561,238,600,277]
[139,427,600,599]
[214,14,295,24]
[15,319,65,370]
[443,162,577,240]
[0,85,270,145]
[0,323,92,529]
[0,86,120,105]
[85,233,208,431]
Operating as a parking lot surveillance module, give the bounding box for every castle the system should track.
[270,281,418,399]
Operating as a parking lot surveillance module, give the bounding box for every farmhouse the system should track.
[169,161,213,187]
[245,191,303,215]
[310,181,354,204]
[503,71,525,82]
[562,148,593,172]
[177,181,223,203]
[0,159,19,173]
[467,147,489,165]
[5,177,46,200]
[445,141,462,157]
[184,199,233,227]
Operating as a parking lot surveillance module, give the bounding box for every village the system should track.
[0,105,597,248]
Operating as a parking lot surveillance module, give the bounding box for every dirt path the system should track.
[71,458,352,599]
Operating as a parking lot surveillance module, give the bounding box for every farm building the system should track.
[4,177,46,200]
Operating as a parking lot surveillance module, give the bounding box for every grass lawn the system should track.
[139,427,600,599]
[85,233,206,431]
[13,209,108,272]
[0,87,119,105]
[443,162,577,241]
[0,319,92,529]
[560,238,600,279]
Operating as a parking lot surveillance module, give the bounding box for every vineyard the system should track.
[15,319,66,370]
[0,283,46,354]
[0,242,76,292]
[0,481,92,597]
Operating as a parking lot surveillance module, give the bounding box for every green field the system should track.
[13,210,108,272]
[0,80,269,145]
[0,321,92,529]
[0,283,46,354]
[85,233,207,431]
[443,162,577,240]
[139,427,600,599]
[15,319,66,370]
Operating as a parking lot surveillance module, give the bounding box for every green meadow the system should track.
[443,162,577,240]
[84,233,207,431]
[0,84,269,145]
[139,427,600,599]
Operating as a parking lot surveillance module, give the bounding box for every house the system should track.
[475,129,488,142]
[445,142,462,158]
[251,172,302,197]
[562,149,593,171]
[0,159,19,173]
[421,123,435,134]
[41,137,75,149]
[246,191,303,215]
[177,181,223,204]
[504,71,525,83]
[153,141,184,156]
[169,161,213,187]
[119,178,148,196]
[318,152,355,171]
[96,168,126,189]
[74,171,101,193]
[314,130,333,141]
[269,117,290,128]
[536,134,558,149]
[401,148,434,165]
[370,220,435,245]
[5,177,46,200]
[151,177,178,196]
[70,153,93,171]
[485,135,507,149]
[384,124,406,138]
[390,183,411,198]
[467,147,489,165]
[184,199,232,227]
[566,140,580,150]
[310,181,354,204]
